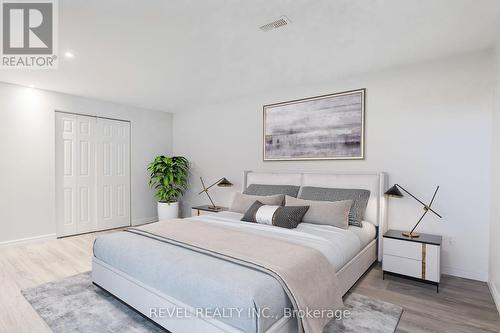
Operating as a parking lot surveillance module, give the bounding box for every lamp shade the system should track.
[217,178,233,187]
[385,185,403,198]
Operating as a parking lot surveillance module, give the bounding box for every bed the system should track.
[92,171,387,333]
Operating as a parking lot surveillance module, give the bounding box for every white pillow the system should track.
[229,193,284,213]
[285,195,352,229]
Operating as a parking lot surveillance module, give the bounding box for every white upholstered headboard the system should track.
[243,171,388,260]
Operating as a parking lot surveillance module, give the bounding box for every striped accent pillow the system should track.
[299,187,370,227]
[243,184,300,198]
[241,201,309,229]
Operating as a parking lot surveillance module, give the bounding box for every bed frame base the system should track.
[337,239,377,295]
[92,239,376,333]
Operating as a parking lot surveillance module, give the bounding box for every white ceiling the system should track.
[1,0,499,112]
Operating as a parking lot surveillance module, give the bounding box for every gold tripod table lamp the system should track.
[198,177,233,211]
[384,184,442,238]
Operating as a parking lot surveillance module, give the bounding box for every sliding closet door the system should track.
[95,118,131,230]
[56,113,130,237]
[55,113,96,236]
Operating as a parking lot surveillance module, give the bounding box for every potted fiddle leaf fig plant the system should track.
[148,156,189,220]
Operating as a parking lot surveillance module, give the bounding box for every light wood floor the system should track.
[1,231,499,333]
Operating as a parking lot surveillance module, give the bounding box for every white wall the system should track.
[490,46,500,311]
[0,82,173,243]
[173,51,493,281]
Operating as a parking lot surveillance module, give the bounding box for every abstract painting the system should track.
[263,89,365,160]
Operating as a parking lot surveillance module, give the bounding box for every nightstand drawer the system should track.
[383,254,422,279]
[383,237,422,260]
[383,230,442,291]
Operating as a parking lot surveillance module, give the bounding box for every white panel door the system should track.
[56,113,78,236]
[96,118,131,230]
[56,113,130,237]
[76,116,96,234]
[56,113,96,236]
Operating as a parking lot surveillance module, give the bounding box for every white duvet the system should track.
[189,211,376,271]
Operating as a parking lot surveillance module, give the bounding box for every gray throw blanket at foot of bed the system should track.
[127,219,343,333]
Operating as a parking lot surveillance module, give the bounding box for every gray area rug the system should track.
[22,272,402,333]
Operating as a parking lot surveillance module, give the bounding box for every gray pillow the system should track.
[241,201,309,229]
[229,193,284,213]
[299,187,370,227]
[285,195,352,229]
[243,184,300,198]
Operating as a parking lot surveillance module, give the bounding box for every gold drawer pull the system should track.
[422,243,426,280]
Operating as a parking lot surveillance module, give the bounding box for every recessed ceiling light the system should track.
[64,51,75,59]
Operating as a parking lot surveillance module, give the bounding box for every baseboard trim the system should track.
[0,233,57,247]
[489,281,500,315]
[0,218,159,245]
[442,265,488,282]
[132,216,158,226]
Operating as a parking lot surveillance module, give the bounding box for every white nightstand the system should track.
[382,229,442,292]
[191,205,229,217]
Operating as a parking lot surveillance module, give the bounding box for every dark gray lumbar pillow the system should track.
[241,201,309,229]
[299,187,370,227]
[243,184,300,198]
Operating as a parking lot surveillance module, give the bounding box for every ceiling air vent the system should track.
[259,16,291,32]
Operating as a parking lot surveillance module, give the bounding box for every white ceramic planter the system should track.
[157,201,179,220]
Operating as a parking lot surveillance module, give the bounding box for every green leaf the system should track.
[148,155,190,202]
